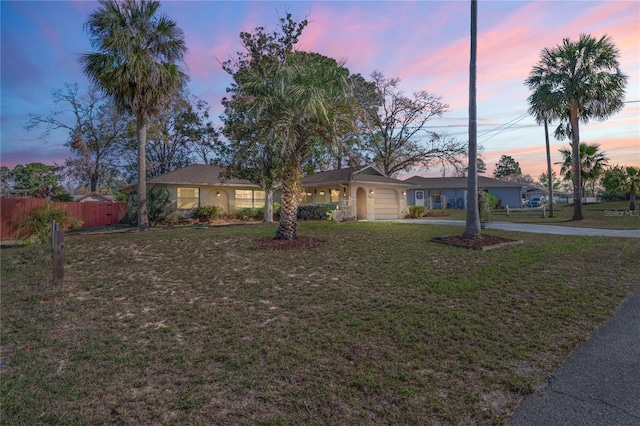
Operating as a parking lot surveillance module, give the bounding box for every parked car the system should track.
[528,197,542,208]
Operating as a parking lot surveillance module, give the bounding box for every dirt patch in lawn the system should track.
[432,234,522,250]
[253,235,326,251]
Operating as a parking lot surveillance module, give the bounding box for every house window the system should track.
[430,190,441,204]
[330,189,340,203]
[235,190,265,208]
[177,187,199,209]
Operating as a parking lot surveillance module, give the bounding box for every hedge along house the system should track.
[121,164,268,213]
[405,176,523,210]
[301,166,410,221]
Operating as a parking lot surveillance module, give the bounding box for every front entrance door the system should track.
[415,190,425,207]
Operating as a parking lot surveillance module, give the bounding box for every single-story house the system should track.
[522,186,570,205]
[121,164,267,211]
[301,166,410,220]
[73,192,116,203]
[404,176,523,210]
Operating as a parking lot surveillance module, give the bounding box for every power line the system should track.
[479,114,530,144]
[478,112,529,137]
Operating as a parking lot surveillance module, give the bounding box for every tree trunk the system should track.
[570,103,583,221]
[276,164,301,240]
[137,114,150,231]
[462,0,481,239]
[264,187,274,223]
[544,119,554,217]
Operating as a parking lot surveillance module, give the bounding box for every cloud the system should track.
[2,0,637,175]
[401,1,640,113]
[184,37,233,80]
[1,143,69,169]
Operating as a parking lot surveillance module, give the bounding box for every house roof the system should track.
[524,186,549,195]
[121,164,261,192]
[404,175,523,189]
[74,192,115,203]
[302,165,409,187]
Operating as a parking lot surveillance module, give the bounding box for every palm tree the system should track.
[525,34,627,220]
[557,143,608,199]
[80,0,188,230]
[243,52,357,239]
[526,85,559,216]
[463,0,481,239]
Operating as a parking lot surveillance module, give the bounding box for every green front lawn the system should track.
[1,222,638,424]
[423,201,639,230]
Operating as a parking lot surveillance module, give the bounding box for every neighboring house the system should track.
[121,164,266,212]
[301,166,410,220]
[405,176,522,210]
[522,186,548,206]
[522,186,570,205]
[73,192,116,203]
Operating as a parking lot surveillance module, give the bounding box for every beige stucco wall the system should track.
[149,184,265,212]
[303,184,407,221]
[200,187,230,210]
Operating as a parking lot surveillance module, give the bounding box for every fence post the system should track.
[52,220,64,285]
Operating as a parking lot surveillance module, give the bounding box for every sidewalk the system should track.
[393,219,640,238]
[508,287,640,425]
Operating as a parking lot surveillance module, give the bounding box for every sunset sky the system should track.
[1,0,638,181]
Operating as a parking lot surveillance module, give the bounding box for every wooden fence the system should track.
[0,198,128,240]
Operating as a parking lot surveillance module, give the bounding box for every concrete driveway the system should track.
[391,219,640,238]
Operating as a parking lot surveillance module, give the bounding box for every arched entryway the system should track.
[356,187,367,220]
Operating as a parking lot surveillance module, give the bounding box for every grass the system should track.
[425,201,640,230]
[1,221,639,425]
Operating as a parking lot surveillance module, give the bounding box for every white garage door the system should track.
[373,188,399,219]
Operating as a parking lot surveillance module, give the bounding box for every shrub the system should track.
[16,204,83,244]
[147,188,173,222]
[297,203,337,221]
[408,205,426,218]
[479,191,493,223]
[127,188,175,223]
[54,192,74,202]
[235,207,262,220]
[487,192,499,209]
[193,205,224,220]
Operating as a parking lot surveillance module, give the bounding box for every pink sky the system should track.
[2,1,638,181]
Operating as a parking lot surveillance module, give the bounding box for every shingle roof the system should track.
[74,192,115,202]
[302,166,409,187]
[405,176,523,189]
[121,164,260,192]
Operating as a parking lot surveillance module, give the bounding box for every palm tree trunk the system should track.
[570,103,583,220]
[276,164,301,240]
[137,114,150,231]
[264,187,274,223]
[463,0,481,239]
[544,119,554,217]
